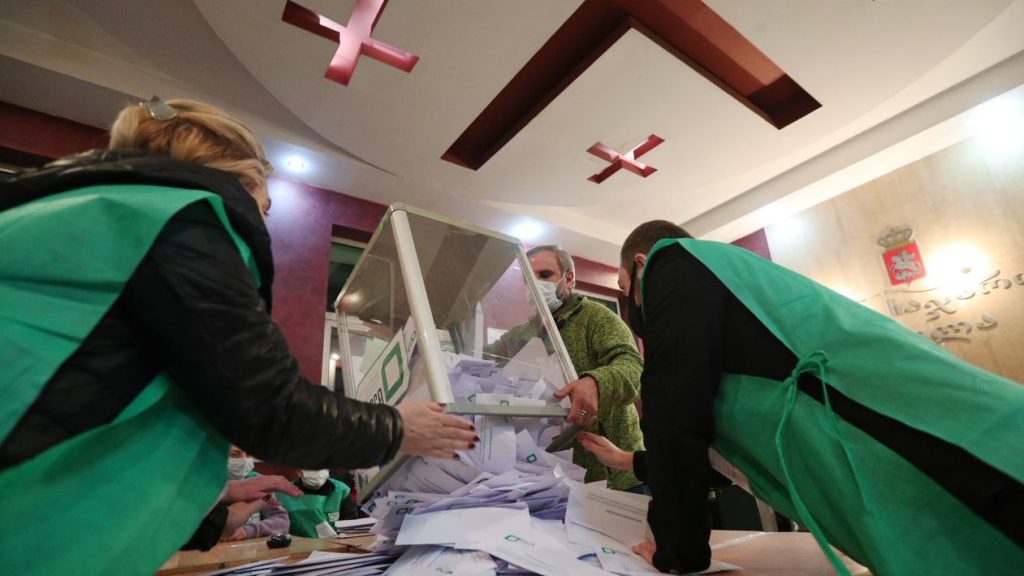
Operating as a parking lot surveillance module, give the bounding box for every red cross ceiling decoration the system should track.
[442,0,821,171]
[282,0,419,86]
[587,135,664,183]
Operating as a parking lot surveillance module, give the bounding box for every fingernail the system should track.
[453,454,460,461]
[470,425,476,431]
[470,443,477,450]
[473,435,480,442]
[263,495,271,501]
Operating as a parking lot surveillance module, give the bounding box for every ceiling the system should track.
[1,0,1022,264]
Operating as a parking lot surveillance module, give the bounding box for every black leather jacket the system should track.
[0,150,403,470]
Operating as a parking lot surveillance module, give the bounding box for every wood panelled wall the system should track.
[766,134,1024,383]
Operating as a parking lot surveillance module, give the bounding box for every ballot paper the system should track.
[477,530,613,576]
[383,545,497,576]
[394,506,531,547]
[566,481,653,546]
[463,416,517,474]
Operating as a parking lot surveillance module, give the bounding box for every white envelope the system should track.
[394,506,531,547]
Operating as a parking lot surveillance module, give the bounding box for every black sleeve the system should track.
[181,501,228,551]
[640,243,725,574]
[632,450,648,482]
[122,202,402,470]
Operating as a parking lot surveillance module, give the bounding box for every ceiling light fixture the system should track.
[283,156,308,172]
[511,221,543,242]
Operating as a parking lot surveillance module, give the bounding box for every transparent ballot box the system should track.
[333,204,578,501]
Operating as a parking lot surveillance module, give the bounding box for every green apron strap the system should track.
[773,351,851,576]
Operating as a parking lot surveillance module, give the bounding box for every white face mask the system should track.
[227,456,254,480]
[301,469,330,490]
[536,277,565,312]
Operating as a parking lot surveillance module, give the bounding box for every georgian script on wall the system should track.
[879,270,1023,344]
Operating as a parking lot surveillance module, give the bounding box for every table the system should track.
[157,531,867,575]
[710,530,870,575]
[156,535,374,575]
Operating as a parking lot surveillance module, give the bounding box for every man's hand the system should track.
[577,432,633,471]
[632,540,657,566]
[554,376,599,426]
[224,475,302,503]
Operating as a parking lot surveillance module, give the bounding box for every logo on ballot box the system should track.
[356,329,410,405]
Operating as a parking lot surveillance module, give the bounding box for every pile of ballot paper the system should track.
[194,551,397,576]
[205,337,739,575]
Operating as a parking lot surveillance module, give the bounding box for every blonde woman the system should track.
[0,97,476,575]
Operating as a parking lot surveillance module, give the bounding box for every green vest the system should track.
[0,184,260,575]
[644,238,1024,576]
[278,478,350,537]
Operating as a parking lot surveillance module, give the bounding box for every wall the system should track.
[264,178,386,381]
[765,133,1024,383]
[0,101,108,165]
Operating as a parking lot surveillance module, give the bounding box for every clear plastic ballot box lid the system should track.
[333,204,578,500]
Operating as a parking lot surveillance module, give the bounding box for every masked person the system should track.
[220,446,290,542]
[0,97,477,576]
[618,220,1023,575]
[277,469,351,538]
[488,245,644,491]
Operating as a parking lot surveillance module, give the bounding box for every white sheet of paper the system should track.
[566,482,652,546]
[516,429,544,464]
[476,530,613,576]
[530,518,593,559]
[465,416,516,474]
[384,545,497,576]
[394,506,530,547]
[406,457,467,494]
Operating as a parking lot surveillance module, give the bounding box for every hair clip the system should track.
[141,95,177,120]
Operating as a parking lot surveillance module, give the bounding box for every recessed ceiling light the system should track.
[283,156,308,172]
[511,221,542,241]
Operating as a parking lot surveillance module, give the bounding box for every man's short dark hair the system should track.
[620,220,692,266]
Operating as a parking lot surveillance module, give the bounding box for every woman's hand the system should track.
[577,432,634,471]
[396,401,477,460]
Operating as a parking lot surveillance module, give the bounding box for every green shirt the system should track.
[491,294,645,489]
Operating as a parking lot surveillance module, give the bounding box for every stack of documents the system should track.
[333,518,376,538]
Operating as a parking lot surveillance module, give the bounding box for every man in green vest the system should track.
[489,245,644,491]
[614,220,1023,575]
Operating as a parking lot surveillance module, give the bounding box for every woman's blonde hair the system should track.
[109,98,272,199]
